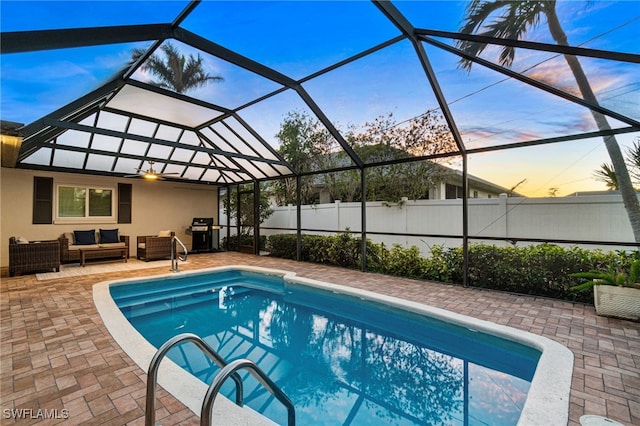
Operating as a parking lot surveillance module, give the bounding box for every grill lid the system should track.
[192,217,214,226]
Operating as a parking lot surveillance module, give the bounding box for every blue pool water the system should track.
[111,269,540,425]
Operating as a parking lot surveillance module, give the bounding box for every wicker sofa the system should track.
[59,230,130,264]
[9,237,61,276]
[137,231,175,261]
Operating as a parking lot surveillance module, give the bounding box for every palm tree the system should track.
[456,0,640,243]
[595,139,640,190]
[132,42,223,94]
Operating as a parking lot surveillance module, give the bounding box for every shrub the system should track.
[461,244,627,302]
[265,234,297,259]
[267,232,381,271]
[223,234,267,251]
[265,233,637,304]
[327,232,361,268]
[378,244,429,279]
[424,245,463,283]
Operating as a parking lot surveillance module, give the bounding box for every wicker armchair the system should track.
[137,232,175,261]
[9,237,60,276]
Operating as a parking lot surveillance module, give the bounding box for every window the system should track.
[56,185,115,223]
[445,183,465,199]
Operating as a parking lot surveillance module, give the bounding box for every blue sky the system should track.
[1,0,639,196]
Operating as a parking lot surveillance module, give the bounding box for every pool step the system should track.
[113,276,240,307]
[118,285,251,319]
[209,333,293,412]
[111,270,284,306]
[146,333,295,426]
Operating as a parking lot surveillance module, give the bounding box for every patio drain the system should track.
[580,415,626,426]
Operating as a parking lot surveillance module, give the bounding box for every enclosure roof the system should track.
[1,0,638,186]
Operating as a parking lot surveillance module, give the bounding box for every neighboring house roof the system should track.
[446,168,522,197]
[312,146,519,197]
[564,190,623,196]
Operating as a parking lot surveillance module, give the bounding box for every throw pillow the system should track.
[158,230,172,237]
[63,232,74,244]
[100,228,119,244]
[74,229,96,245]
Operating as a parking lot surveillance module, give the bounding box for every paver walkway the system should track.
[1,252,638,425]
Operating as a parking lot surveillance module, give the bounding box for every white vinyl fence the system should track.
[221,194,635,254]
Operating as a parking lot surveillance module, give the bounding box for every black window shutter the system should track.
[33,176,53,224]
[118,183,132,224]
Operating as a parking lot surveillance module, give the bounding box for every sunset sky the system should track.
[1,0,638,196]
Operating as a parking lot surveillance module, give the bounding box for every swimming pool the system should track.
[94,265,573,425]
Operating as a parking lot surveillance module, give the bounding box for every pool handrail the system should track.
[170,236,188,272]
[201,358,296,426]
[145,333,243,426]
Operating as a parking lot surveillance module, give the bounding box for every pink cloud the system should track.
[523,58,625,99]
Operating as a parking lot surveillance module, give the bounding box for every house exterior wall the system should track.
[314,179,503,204]
[1,167,218,269]
[437,180,504,200]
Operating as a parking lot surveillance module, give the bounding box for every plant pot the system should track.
[593,285,640,321]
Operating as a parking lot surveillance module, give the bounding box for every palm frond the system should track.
[626,139,640,184]
[457,1,548,70]
[459,0,507,35]
[457,0,509,71]
[570,281,597,292]
[593,163,619,190]
[132,41,223,94]
[130,47,147,63]
[570,271,608,281]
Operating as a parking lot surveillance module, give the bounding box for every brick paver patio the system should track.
[1,252,638,425]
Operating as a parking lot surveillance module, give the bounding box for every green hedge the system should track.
[267,233,382,269]
[266,232,639,304]
[223,234,268,251]
[463,244,633,302]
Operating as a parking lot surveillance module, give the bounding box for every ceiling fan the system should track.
[125,161,179,180]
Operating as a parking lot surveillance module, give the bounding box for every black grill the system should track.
[191,217,214,252]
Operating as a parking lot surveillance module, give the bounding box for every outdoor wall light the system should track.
[1,134,23,168]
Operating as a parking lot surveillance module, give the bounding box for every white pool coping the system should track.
[93,265,573,426]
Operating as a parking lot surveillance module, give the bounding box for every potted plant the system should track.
[571,260,640,321]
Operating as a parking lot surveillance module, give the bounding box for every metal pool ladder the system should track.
[145,333,295,426]
[170,236,188,272]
